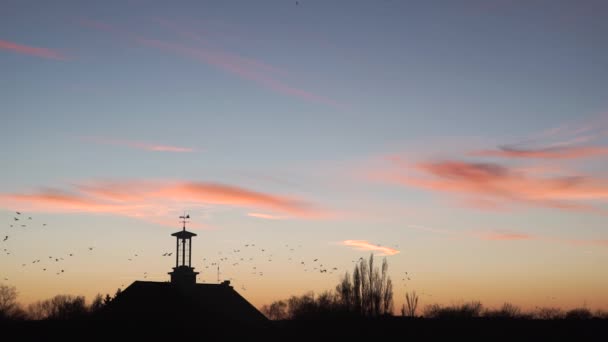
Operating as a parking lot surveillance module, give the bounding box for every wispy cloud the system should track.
[341,240,400,256]
[471,112,608,160]
[247,212,286,220]
[0,39,67,60]
[407,224,608,248]
[0,180,329,226]
[471,145,608,159]
[385,159,608,212]
[561,238,608,247]
[473,231,534,241]
[79,18,342,108]
[81,136,195,153]
[406,225,534,242]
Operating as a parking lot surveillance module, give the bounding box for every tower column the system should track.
[182,238,186,266]
[188,237,192,267]
[175,236,179,267]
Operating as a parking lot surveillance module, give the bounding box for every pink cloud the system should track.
[153,18,289,76]
[378,159,608,212]
[341,240,400,256]
[80,19,342,108]
[0,180,329,226]
[562,238,608,247]
[474,231,534,241]
[247,212,286,220]
[81,136,195,153]
[0,39,67,60]
[135,38,341,107]
[471,145,608,159]
[407,225,534,242]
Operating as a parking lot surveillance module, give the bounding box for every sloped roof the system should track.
[171,229,197,238]
[101,281,267,325]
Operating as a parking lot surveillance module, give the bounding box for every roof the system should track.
[100,281,268,325]
[171,229,197,238]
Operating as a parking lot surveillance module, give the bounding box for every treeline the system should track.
[0,285,123,321]
[262,254,394,319]
[261,254,608,321]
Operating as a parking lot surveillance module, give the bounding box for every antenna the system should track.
[179,212,190,230]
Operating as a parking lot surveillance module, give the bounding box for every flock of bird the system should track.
[2,211,422,296]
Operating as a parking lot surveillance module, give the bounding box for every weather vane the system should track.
[179,212,190,230]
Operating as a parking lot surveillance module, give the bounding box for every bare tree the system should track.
[402,291,419,317]
[338,254,394,316]
[261,300,288,320]
[0,284,19,319]
[27,295,87,320]
[90,293,104,314]
[352,266,362,313]
[335,272,353,312]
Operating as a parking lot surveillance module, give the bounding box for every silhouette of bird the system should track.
[16,211,21,215]
[89,247,94,251]
[14,217,18,221]
[3,236,7,241]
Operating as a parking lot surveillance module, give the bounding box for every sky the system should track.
[1,0,608,313]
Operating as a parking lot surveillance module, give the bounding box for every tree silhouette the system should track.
[336,254,394,316]
[0,284,21,320]
[90,293,104,314]
[261,300,288,320]
[103,293,113,306]
[401,291,419,317]
[27,295,87,320]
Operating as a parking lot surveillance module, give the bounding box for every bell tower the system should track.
[168,214,199,286]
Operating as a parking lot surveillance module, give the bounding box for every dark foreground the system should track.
[2,318,607,341]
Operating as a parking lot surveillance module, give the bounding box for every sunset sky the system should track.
[1,1,607,312]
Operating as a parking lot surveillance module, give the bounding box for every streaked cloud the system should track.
[0,180,328,226]
[471,145,608,159]
[0,39,67,60]
[377,158,608,213]
[406,225,535,242]
[80,18,342,108]
[473,231,534,241]
[561,238,608,247]
[407,225,608,249]
[472,112,608,160]
[81,136,195,153]
[341,240,400,256]
[247,212,286,220]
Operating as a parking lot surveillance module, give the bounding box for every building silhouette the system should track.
[101,215,267,325]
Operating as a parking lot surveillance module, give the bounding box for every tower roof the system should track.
[171,229,197,239]
[100,281,268,325]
